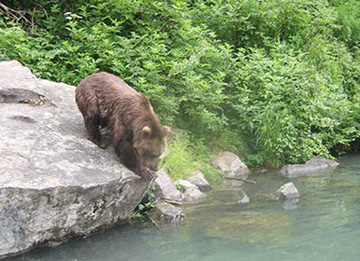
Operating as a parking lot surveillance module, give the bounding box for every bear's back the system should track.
[77,72,138,97]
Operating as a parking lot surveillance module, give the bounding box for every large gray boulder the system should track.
[0,61,151,259]
[153,169,182,202]
[280,156,339,178]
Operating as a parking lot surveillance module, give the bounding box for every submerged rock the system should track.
[186,171,211,192]
[276,182,300,200]
[153,169,183,202]
[175,180,206,203]
[238,193,250,205]
[147,201,186,227]
[206,211,292,244]
[182,188,206,203]
[280,156,339,178]
[283,198,299,210]
[0,61,151,259]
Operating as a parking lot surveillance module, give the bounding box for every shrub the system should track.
[1,0,359,168]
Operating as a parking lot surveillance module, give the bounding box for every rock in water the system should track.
[280,156,339,178]
[0,61,151,259]
[211,152,250,180]
[212,151,250,189]
[186,171,211,192]
[276,182,300,200]
[182,188,206,203]
[147,202,186,227]
[175,179,206,203]
[238,193,250,205]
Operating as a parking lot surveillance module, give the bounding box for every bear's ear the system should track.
[142,126,151,137]
[163,126,171,137]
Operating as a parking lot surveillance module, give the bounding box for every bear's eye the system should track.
[147,152,160,159]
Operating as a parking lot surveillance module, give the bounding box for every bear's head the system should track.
[133,125,170,171]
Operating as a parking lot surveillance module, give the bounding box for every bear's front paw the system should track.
[98,142,108,149]
[141,167,156,181]
[95,140,108,149]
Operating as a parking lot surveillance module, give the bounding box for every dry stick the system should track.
[225,177,257,185]
[0,2,33,26]
[152,196,182,206]
[0,2,9,12]
[161,197,182,206]
[148,217,161,229]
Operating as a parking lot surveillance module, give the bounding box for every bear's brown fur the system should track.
[75,72,170,180]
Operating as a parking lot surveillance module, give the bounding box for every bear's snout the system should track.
[151,165,158,171]
[145,158,159,172]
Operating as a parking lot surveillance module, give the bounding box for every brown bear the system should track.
[75,72,170,180]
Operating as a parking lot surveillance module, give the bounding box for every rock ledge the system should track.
[0,61,150,259]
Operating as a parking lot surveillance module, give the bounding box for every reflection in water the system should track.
[7,155,360,261]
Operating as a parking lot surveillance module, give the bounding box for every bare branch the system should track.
[0,2,33,26]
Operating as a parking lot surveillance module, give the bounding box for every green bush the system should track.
[227,42,359,166]
[1,0,359,168]
[1,0,235,133]
[329,0,360,47]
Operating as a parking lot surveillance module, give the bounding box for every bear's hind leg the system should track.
[84,115,107,149]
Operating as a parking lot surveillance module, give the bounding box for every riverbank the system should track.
[7,154,360,261]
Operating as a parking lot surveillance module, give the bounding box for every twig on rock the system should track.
[161,197,182,206]
[148,217,161,229]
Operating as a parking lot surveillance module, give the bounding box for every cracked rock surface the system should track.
[0,61,150,259]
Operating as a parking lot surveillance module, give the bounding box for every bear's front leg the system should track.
[114,139,154,181]
[137,158,156,181]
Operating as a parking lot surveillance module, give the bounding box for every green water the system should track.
[8,155,360,261]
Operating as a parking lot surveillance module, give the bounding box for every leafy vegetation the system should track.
[132,186,156,218]
[160,132,224,181]
[1,0,359,169]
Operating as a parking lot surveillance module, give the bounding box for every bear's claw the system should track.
[140,167,156,181]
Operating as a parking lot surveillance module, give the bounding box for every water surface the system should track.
[8,155,360,261]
